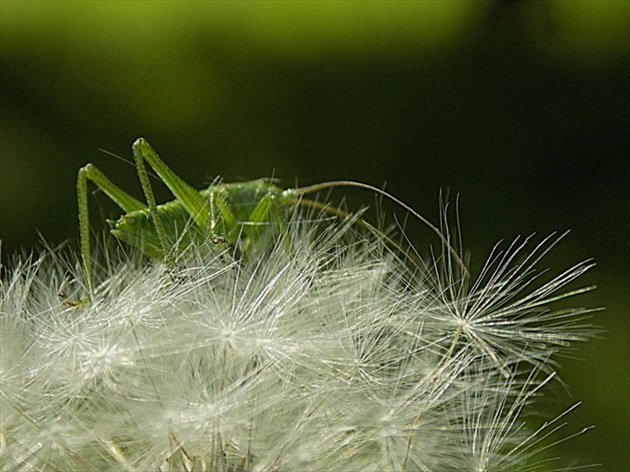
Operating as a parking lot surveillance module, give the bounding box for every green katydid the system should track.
[77,138,467,294]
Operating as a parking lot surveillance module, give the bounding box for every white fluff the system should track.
[0,210,597,471]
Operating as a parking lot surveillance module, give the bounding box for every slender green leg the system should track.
[131,138,211,230]
[210,190,236,240]
[77,164,147,294]
[242,193,285,253]
[248,193,276,225]
[131,146,172,268]
[131,138,228,268]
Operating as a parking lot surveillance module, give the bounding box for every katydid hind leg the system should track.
[132,138,231,265]
[132,138,211,230]
[131,141,173,266]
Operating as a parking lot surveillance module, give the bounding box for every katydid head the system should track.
[108,197,207,260]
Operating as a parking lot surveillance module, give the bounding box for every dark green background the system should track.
[1,2,628,469]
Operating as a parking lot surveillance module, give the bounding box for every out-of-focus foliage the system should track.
[1,1,628,470]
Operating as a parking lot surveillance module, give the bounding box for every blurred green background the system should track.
[1,1,628,469]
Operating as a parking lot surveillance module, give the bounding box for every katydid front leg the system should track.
[77,163,146,294]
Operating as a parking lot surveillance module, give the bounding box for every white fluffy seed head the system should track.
[0,209,598,471]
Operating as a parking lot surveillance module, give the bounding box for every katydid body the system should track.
[78,138,299,292]
[78,138,466,295]
[110,178,293,259]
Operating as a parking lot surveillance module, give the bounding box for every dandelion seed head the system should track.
[0,208,599,470]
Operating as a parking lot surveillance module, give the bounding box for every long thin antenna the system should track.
[292,180,469,277]
[295,196,431,273]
